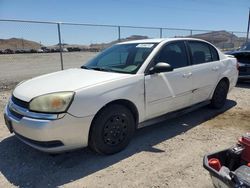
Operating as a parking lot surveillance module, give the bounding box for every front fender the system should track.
[67,75,145,122]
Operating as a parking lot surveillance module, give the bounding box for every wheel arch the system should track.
[88,99,139,143]
[210,76,230,99]
[218,77,230,89]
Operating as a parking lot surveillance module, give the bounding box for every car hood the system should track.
[13,68,131,102]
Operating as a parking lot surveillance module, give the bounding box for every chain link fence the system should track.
[0,19,247,89]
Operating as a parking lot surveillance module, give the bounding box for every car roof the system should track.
[118,37,207,44]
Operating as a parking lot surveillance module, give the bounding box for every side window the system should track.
[209,46,219,61]
[189,41,213,64]
[156,41,188,69]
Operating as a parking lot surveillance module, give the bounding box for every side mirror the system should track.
[149,62,173,74]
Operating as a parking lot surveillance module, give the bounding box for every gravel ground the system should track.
[0,82,249,188]
[0,52,97,89]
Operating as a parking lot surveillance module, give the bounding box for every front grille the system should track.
[11,95,29,109]
[15,133,64,148]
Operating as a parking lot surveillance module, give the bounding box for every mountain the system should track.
[89,35,149,50]
[90,32,245,50]
[190,30,237,42]
[0,32,245,52]
[0,38,43,50]
[189,30,246,49]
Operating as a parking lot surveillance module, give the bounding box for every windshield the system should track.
[240,42,250,51]
[82,43,158,74]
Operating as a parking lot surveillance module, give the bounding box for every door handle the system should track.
[182,72,192,78]
[212,66,219,71]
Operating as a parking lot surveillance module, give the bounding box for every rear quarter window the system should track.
[209,45,219,61]
[188,41,218,64]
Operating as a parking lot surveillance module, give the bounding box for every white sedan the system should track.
[4,38,238,154]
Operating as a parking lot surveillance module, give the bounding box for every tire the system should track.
[210,80,229,109]
[89,104,135,154]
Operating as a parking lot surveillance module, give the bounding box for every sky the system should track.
[0,0,250,45]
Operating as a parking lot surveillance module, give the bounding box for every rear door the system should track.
[187,41,221,104]
[145,41,193,119]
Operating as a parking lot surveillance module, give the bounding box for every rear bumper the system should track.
[228,73,238,92]
[4,105,94,153]
[238,74,250,80]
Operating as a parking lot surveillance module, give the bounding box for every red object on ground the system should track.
[208,158,222,171]
[247,163,250,167]
[238,133,250,163]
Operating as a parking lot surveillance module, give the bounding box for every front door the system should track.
[145,41,193,120]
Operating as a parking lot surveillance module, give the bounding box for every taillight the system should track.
[236,61,239,71]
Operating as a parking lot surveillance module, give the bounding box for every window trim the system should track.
[144,40,191,75]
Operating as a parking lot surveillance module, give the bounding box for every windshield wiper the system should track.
[87,66,113,72]
[92,67,110,71]
[81,65,91,69]
[81,65,117,73]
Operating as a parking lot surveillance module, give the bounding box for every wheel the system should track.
[210,80,229,109]
[89,104,135,154]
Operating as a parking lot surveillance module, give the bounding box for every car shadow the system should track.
[0,100,236,187]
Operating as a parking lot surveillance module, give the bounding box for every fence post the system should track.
[57,23,64,70]
[118,26,121,42]
[231,32,234,49]
[160,28,163,38]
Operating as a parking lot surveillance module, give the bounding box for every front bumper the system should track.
[3,102,94,153]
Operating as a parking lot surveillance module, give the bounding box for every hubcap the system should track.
[103,114,128,146]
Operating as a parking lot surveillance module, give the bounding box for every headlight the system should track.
[29,92,74,113]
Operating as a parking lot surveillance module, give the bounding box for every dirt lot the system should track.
[0,52,97,89]
[0,82,249,187]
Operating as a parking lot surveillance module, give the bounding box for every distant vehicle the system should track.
[50,48,60,53]
[15,49,25,54]
[41,47,50,53]
[4,49,14,54]
[37,49,44,53]
[67,47,81,52]
[4,38,238,154]
[62,48,68,52]
[226,42,250,81]
[29,49,38,53]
